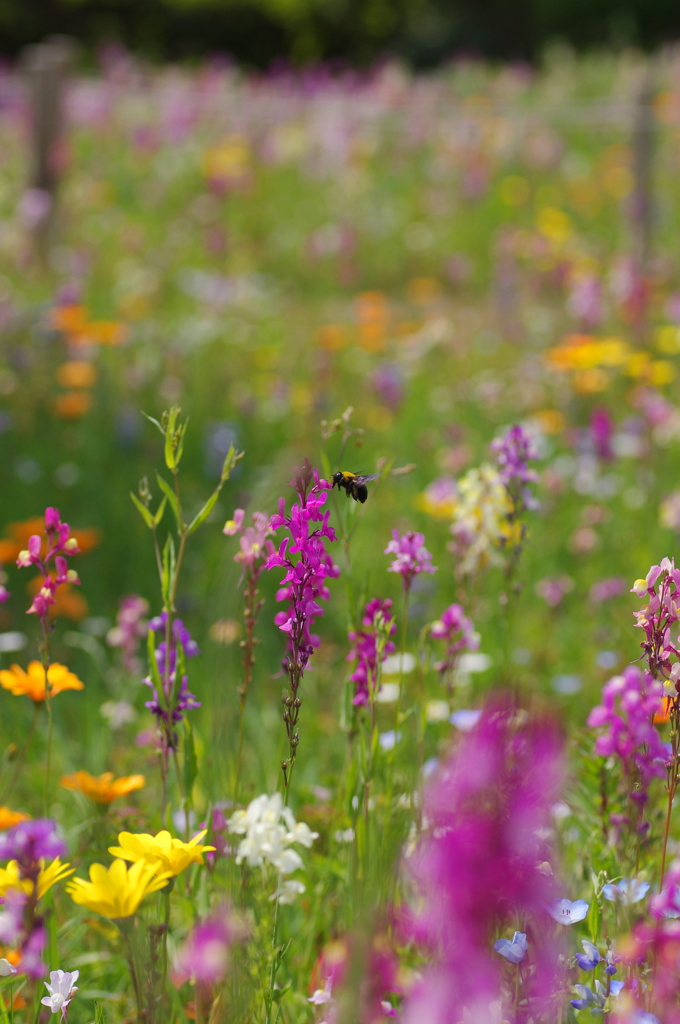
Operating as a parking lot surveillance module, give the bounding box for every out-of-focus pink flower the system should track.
[348,598,396,706]
[401,700,564,1024]
[384,530,436,590]
[535,576,574,608]
[174,905,242,985]
[589,577,626,603]
[106,595,149,674]
[590,406,614,461]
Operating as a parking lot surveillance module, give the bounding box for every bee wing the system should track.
[353,473,381,484]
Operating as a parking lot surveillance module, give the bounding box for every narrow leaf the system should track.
[156,473,183,531]
[187,486,221,536]
[153,495,168,527]
[183,719,198,806]
[130,491,154,529]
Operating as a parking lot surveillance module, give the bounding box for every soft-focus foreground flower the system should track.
[0,858,73,899]
[0,819,66,872]
[348,597,396,707]
[67,859,168,919]
[41,969,79,1015]
[384,529,436,590]
[60,771,145,805]
[229,793,318,902]
[0,958,16,976]
[174,905,243,985]
[0,662,84,701]
[106,594,149,674]
[108,829,214,877]
[0,807,30,831]
[571,979,624,1012]
[401,700,564,1024]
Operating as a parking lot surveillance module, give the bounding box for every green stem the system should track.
[0,703,41,805]
[43,695,53,816]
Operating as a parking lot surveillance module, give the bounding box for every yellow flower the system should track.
[66,859,168,919]
[108,830,215,879]
[0,808,30,831]
[0,662,84,701]
[60,771,145,805]
[0,858,73,899]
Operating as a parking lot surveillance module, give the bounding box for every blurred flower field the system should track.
[2,43,680,1022]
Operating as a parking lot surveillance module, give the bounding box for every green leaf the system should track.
[130,491,154,529]
[161,534,176,609]
[94,1001,107,1024]
[156,473,183,531]
[153,494,168,527]
[142,411,165,437]
[319,448,331,477]
[220,445,244,482]
[183,719,197,807]
[187,485,221,536]
[164,406,179,469]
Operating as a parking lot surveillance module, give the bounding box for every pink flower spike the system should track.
[28,535,42,560]
[44,508,61,532]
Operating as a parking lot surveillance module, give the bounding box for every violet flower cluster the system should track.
[143,612,200,751]
[490,424,539,511]
[587,666,667,820]
[348,598,396,707]
[16,508,80,622]
[402,700,563,1024]
[384,530,436,591]
[0,819,66,978]
[106,594,149,674]
[430,603,479,692]
[264,459,339,775]
[631,558,680,687]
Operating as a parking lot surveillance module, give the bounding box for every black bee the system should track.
[330,471,381,503]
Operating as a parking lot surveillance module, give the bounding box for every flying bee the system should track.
[330,471,381,503]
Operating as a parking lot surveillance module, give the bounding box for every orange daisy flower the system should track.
[0,807,30,830]
[60,771,146,805]
[0,662,84,701]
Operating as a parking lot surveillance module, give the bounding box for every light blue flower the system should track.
[575,939,601,970]
[602,878,650,905]
[449,709,482,731]
[548,898,589,925]
[571,979,624,1015]
[493,931,527,964]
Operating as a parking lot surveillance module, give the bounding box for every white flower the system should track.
[41,969,79,1014]
[309,977,333,1005]
[269,879,305,904]
[0,958,16,976]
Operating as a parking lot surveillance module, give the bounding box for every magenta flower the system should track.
[401,700,564,1024]
[589,577,626,604]
[587,666,667,815]
[631,558,680,684]
[430,604,478,691]
[264,459,339,778]
[384,530,436,590]
[16,508,80,621]
[348,598,396,707]
[174,906,240,985]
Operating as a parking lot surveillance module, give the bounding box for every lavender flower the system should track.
[143,613,200,752]
[493,931,527,964]
[490,424,539,510]
[348,598,396,707]
[602,879,650,905]
[264,459,339,780]
[0,819,66,875]
[548,898,589,925]
[384,530,436,591]
[575,940,602,970]
[429,603,478,692]
[106,595,149,674]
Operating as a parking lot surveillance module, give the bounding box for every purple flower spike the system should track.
[490,423,539,509]
[0,818,66,869]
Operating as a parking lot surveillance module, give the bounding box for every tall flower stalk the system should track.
[223,509,274,800]
[132,406,242,824]
[15,509,81,814]
[264,459,339,794]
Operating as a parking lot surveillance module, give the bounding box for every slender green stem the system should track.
[43,695,53,816]
[0,703,41,804]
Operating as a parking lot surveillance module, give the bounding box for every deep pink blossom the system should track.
[384,530,436,590]
[15,508,80,622]
[347,598,396,707]
[401,700,564,1023]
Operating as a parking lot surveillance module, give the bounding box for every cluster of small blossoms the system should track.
[0,819,67,978]
[348,598,396,707]
[631,558,680,687]
[143,612,200,750]
[587,666,667,819]
[223,508,274,569]
[106,594,149,674]
[264,459,339,775]
[228,793,318,904]
[384,530,436,591]
[448,464,512,576]
[430,604,479,692]
[16,508,80,621]
[490,423,539,511]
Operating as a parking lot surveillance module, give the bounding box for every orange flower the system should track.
[53,391,93,419]
[655,697,672,725]
[56,361,97,389]
[61,771,145,805]
[0,807,30,830]
[0,662,84,701]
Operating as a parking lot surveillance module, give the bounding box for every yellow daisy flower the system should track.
[66,859,168,919]
[108,829,215,879]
